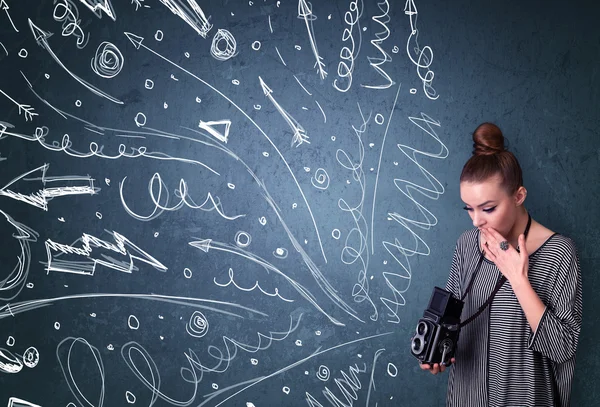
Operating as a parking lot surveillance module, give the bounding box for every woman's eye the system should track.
[483,206,497,213]
[462,206,472,211]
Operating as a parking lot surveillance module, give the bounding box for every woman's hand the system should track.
[480,228,529,289]
[419,358,455,374]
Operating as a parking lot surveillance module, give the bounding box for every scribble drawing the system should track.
[53,0,90,49]
[361,0,394,89]
[297,0,327,79]
[405,0,438,99]
[7,397,41,407]
[158,0,212,38]
[0,210,38,301]
[76,0,116,20]
[28,19,124,104]
[124,30,328,263]
[1,0,19,32]
[0,89,38,122]
[380,113,447,323]
[259,76,309,147]
[57,337,105,407]
[45,230,168,275]
[0,41,7,56]
[119,172,244,221]
[0,164,98,211]
[199,119,231,143]
[336,103,379,321]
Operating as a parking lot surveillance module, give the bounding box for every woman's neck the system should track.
[507,207,530,247]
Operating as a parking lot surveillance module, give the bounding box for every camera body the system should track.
[410,287,464,366]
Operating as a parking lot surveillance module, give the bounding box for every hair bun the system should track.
[472,122,505,156]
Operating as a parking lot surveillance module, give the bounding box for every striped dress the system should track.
[445,228,582,407]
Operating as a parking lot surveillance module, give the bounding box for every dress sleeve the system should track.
[527,238,582,364]
[445,241,462,299]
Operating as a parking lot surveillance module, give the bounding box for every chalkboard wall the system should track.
[0,0,598,406]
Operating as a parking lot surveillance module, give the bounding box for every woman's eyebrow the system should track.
[462,200,496,208]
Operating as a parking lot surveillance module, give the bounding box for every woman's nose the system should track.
[472,213,485,228]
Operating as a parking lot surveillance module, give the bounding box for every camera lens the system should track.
[411,337,422,353]
[417,321,428,335]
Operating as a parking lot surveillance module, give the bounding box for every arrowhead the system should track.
[258,76,272,96]
[124,32,144,50]
[1,1,8,11]
[27,19,53,45]
[0,164,48,192]
[189,239,212,253]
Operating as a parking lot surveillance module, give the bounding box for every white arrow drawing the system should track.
[1,0,19,32]
[0,88,37,122]
[259,76,310,147]
[77,0,116,20]
[46,230,168,275]
[28,19,124,104]
[198,119,231,143]
[0,164,99,211]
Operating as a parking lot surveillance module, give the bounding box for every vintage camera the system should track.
[410,287,464,366]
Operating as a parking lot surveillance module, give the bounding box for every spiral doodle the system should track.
[91,42,124,78]
[210,29,237,61]
[186,311,209,338]
[311,168,330,190]
[316,364,330,381]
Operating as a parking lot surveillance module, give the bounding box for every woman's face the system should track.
[460,176,520,237]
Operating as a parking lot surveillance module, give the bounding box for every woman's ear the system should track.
[514,186,527,206]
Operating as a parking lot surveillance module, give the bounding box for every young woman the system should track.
[419,123,582,406]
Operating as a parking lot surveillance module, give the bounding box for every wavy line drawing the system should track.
[361,0,394,90]
[333,0,363,93]
[28,19,124,104]
[297,0,327,79]
[189,238,345,325]
[380,113,447,323]
[214,267,294,303]
[371,84,402,253]
[124,31,328,263]
[119,172,245,221]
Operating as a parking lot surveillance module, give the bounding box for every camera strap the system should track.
[459,213,532,328]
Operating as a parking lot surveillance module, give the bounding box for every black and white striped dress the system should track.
[445,228,582,407]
